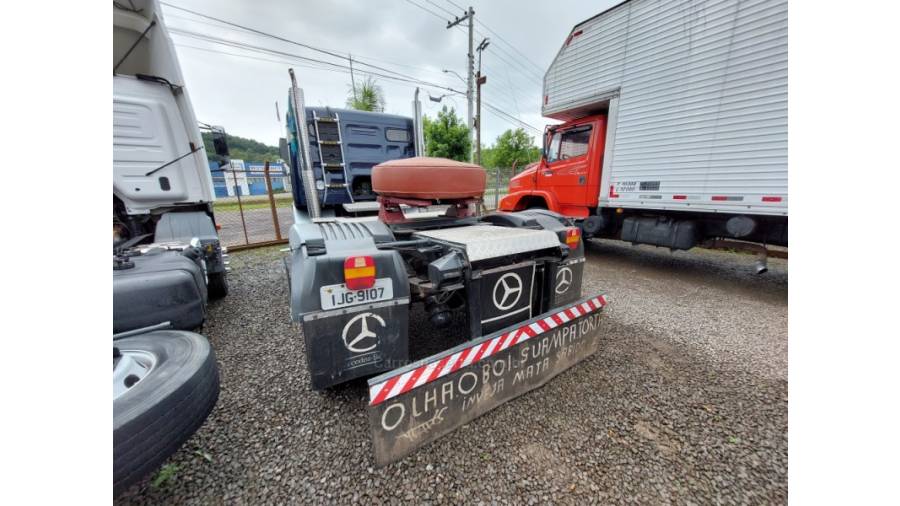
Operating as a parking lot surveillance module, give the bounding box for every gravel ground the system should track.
[117,240,787,504]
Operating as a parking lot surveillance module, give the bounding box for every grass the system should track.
[151,464,179,489]
[214,193,294,212]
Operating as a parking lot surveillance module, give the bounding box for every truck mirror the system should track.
[279,137,291,168]
[542,126,554,162]
[211,128,230,157]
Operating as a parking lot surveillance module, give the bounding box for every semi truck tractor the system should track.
[284,75,609,465]
[501,0,787,270]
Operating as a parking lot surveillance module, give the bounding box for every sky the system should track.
[161,0,618,148]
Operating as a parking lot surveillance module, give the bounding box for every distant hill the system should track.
[201,132,280,162]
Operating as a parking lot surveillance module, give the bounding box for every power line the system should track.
[170,29,461,92]
[482,102,541,134]
[162,2,541,133]
[162,2,451,88]
[445,0,465,11]
[166,11,456,85]
[473,19,546,75]
[174,43,348,74]
[402,0,448,23]
[444,0,546,74]
[176,33,541,135]
[424,0,458,18]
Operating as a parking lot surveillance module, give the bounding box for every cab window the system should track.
[560,126,592,159]
[548,126,592,163]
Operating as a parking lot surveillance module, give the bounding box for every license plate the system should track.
[320,278,393,310]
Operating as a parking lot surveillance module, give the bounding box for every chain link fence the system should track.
[483,166,517,211]
[211,161,294,249]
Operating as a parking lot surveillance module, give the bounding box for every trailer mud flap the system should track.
[366,294,608,466]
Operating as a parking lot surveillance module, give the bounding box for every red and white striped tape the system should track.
[368,295,609,406]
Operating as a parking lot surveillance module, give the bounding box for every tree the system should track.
[201,132,279,162]
[489,128,540,169]
[346,76,385,112]
[422,106,471,161]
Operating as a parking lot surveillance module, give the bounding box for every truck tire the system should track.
[113,331,219,496]
[207,271,228,299]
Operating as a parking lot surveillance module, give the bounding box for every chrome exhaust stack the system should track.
[288,68,321,220]
[412,88,425,157]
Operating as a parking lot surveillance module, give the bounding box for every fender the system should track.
[499,190,562,213]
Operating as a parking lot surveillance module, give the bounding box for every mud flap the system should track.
[302,299,410,390]
[366,293,609,466]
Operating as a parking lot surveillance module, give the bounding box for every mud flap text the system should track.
[367,295,607,466]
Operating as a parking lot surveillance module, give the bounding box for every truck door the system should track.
[538,124,593,212]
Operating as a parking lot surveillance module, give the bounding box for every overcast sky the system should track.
[162,0,618,148]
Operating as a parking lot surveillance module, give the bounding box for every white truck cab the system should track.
[113,0,229,314]
[113,0,215,214]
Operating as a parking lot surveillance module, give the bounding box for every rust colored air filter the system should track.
[372,157,486,200]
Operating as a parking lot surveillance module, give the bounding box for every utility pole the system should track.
[349,53,357,100]
[447,6,475,162]
[475,37,489,166]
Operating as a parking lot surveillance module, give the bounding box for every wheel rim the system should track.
[113,348,157,400]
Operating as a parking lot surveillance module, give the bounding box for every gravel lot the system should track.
[117,240,787,504]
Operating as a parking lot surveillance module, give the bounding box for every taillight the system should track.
[344,256,375,290]
[565,227,581,248]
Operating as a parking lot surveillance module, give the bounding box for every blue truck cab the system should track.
[285,104,415,214]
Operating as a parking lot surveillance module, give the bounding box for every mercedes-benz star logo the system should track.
[492,273,524,311]
[341,312,385,353]
[555,267,573,294]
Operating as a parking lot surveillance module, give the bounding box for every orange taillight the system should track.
[565,227,581,248]
[344,255,375,290]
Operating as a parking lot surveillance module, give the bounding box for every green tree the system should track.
[346,76,385,112]
[490,128,540,169]
[480,144,497,168]
[201,132,279,162]
[423,106,471,161]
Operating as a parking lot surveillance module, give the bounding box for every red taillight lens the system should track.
[344,256,375,290]
[565,227,581,248]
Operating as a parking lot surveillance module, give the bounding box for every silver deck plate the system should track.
[413,225,560,262]
[342,201,381,213]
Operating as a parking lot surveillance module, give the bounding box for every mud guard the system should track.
[366,293,609,466]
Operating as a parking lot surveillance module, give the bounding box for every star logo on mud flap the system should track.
[342,312,385,353]
[555,267,573,294]
[492,273,523,311]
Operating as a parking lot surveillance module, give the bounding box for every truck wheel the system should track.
[113,331,220,496]
[207,271,228,299]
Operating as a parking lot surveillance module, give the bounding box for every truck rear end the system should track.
[287,156,608,464]
[289,210,590,389]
